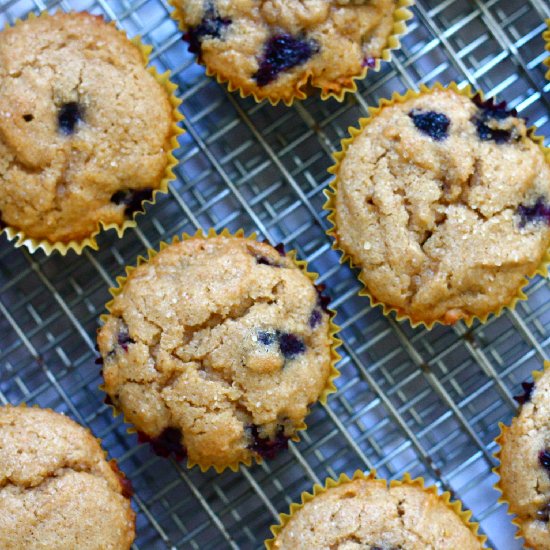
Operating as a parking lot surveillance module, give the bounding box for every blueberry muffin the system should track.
[267,473,485,549]
[172,0,412,104]
[0,11,179,247]
[97,234,337,471]
[328,86,550,326]
[0,405,135,550]
[497,365,550,548]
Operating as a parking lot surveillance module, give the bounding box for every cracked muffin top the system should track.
[173,0,400,103]
[332,87,550,326]
[97,235,334,470]
[0,11,175,243]
[498,367,550,548]
[270,476,484,549]
[0,405,135,550]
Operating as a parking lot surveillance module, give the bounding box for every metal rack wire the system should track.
[0,0,549,548]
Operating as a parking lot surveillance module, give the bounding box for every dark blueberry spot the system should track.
[517,197,550,228]
[117,324,135,352]
[94,356,104,365]
[183,4,231,58]
[539,450,550,473]
[246,424,290,460]
[472,95,520,144]
[278,332,306,359]
[537,502,550,522]
[138,427,187,461]
[409,110,450,141]
[274,243,286,256]
[0,211,5,230]
[58,102,83,135]
[22,113,34,122]
[472,94,517,120]
[257,330,277,346]
[475,120,512,144]
[514,381,535,405]
[362,56,377,68]
[111,188,154,218]
[308,308,322,329]
[315,283,331,313]
[253,34,319,87]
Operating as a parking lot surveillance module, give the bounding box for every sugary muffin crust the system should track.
[98,236,334,470]
[174,0,399,102]
[332,87,550,326]
[0,11,175,243]
[0,405,135,550]
[498,367,550,548]
[271,477,484,549]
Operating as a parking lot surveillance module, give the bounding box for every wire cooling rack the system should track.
[1,0,549,548]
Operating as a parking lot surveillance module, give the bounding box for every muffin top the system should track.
[175,0,398,103]
[333,87,550,325]
[499,367,550,548]
[0,405,135,550]
[271,476,484,549]
[98,236,334,470]
[0,11,175,243]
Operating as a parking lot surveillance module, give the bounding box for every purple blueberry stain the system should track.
[409,110,450,141]
[183,3,231,58]
[472,95,519,144]
[517,197,550,228]
[315,283,331,313]
[58,102,84,135]
[111,188,154,218]
[274,243,286,256]
[0,211,5,230]
[472,94,517,120]
[308,308,322,329]
[362,56,377,68]
[514,381,535,405]
[138,427,187,461]
[253,34,319,87]
[117,322,135,352]
[257,330,277,346]
[257,330,306,359]
[246,424,290,460]
[539,450,550,473]
[278,332,306,359]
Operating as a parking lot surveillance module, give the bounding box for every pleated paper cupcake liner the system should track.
[323,81,550,329]
[98,227,341,473]
[0,11,184,256]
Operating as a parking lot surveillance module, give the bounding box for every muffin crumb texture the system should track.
[98,236,333,470]
[0,11,174,243]
[499,367,550,548]
[0,405,135,550]
[176,0,398,102]
[272,477,483,549]
[334,88,550,325]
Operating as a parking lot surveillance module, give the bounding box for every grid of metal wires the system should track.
[1,0,549,548]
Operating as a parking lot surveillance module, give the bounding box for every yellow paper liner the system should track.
[0,10,184,256]
[323,81,550,330]
[493,360,550,549]
[265,469,488,548]
[99,227,342,473]
[1,403,136,542]
[169,0,414,106]
[545,20,550,81]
